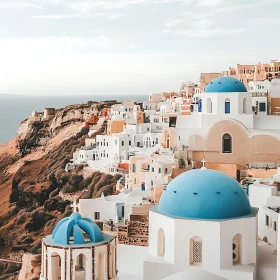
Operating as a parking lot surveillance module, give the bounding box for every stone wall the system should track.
[18,254,41,280]
[117,214,149,247]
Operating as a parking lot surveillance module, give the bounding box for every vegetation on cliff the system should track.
[0,100,121,278]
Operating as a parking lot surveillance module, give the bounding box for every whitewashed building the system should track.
[144,169,258,280]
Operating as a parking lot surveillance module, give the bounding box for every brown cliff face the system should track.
[0,100,120,278]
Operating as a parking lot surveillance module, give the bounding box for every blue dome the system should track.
[52,212,104,245]
[205,77,247,93]
[158,169,252,220]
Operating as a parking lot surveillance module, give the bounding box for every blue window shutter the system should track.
[198,99,202,112]
[225,102,230,114]
[259,103,266,112]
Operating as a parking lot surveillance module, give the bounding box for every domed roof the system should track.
[158,169,252,220]
[205,77,247,93]
[52,212,104,245]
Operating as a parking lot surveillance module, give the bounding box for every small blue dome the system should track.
[52,212,104,245]
[205,77,247,93]
[158,169,252,220]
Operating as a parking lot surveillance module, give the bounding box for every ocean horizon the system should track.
[0,94,147,144]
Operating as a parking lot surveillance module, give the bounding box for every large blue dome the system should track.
[158,169,252,220]
[52,212,104,245]
[205,77,247,93]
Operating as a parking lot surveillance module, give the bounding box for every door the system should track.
[167,139,170,148]
[236,170,241,182]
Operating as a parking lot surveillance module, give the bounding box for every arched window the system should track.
[207,98,212,113]
[243,98,247,113]
[222,133,232,153]
[232,234,242,265]
[225,98,231,114]
[51,252,62,280]
[75,254,86,279]
[190,237,203,265]
[157,228,165,257]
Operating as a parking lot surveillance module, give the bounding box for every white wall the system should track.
[258,207,278,246]
[249,184,277,208]
[147,210,257,280]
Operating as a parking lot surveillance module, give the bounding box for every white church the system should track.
[144,168,258,280]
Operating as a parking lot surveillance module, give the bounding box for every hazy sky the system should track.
[0,0,280,95]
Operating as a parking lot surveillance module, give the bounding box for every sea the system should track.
[0,94,147,144]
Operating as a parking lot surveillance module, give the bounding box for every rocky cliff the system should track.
[0,100,121,279]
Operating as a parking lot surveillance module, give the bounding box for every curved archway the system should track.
[232,234,242,265]
[243,98,248,113]
[225,98,231,114]
[190,236,203,265]
[51,252,62,280]
[222,133,232,153]
[206,98,212,113]
[157,228,165,257]
[75,254,86,279]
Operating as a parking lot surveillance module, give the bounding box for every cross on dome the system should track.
[70,200,79,212]
[201,158,207,170]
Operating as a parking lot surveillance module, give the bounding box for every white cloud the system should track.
[0,36,111,55]
[161,29,172,34]
[196,0,225,7]
[176,27,244,37]
[165,19,184,27]
[0,0,190,10]
[33,12,123,20]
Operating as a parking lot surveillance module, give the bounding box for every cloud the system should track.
[0,36,112,55]
[161,29,172,34]
[165,19,184,27]
[196,0,225,7]
[33,12,123,20]
[0,0,193,11]
[176,27,244,37]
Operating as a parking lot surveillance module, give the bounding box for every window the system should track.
[152,167,154,172]
[95,212,100,220]
[259,102,266,112]
[107,154,108,158]
[222,134,232,153]
[243,98,248,113]
[115,139,117,145]
[132,164,136,173]
[159,168,161,173]
[207,98,212,113]
[274,221,277,231]
[157,229,165,257]
[232,234,241,264]
[266,215,269,226]
[190,237,202,265]
[122,141,124,146]
[107,142,108,146]
[147,127,150,132]
[165,168,168,174]
[225,100,231,114]
[156,138,158,144]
